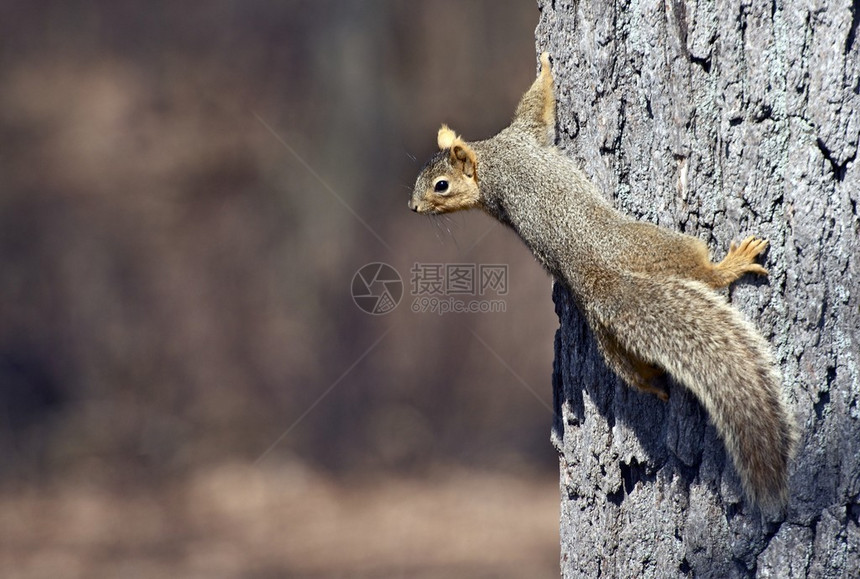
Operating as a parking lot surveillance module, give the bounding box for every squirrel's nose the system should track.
[408,199,418,212]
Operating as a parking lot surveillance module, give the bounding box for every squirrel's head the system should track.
[409,125,480,214]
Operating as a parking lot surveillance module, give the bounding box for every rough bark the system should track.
[537,0,860,576]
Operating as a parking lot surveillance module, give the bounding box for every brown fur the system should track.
[409,52,798,512]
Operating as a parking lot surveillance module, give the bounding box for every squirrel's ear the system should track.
[450,141,477,179]
[437,125,477,179]
[437,124,457,150]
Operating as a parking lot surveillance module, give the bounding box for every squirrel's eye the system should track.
[434,180,449,193]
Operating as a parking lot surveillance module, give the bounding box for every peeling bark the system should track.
[538,0,860,576]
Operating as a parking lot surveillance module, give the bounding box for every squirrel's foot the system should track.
[712,236,769,287]
[729,236,770,272]
[630,361,669,402]
[539,52,552,78]
[634,380,669,402]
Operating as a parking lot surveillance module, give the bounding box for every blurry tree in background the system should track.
[0,0,557,480]
[0,2,563,577]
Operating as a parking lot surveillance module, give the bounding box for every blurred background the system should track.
[0,1,562,577]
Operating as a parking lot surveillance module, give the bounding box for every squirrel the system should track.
[409,52,797,511]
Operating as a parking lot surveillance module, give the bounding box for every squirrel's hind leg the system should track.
[511,52,556,146]
[707,236,769,289]
[593,323,669,401]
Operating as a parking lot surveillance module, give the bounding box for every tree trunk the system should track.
[537,0,860,576]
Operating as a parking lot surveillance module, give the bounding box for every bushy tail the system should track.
[595,273,797,510]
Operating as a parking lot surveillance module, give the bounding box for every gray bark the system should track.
[537,0,860,576]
